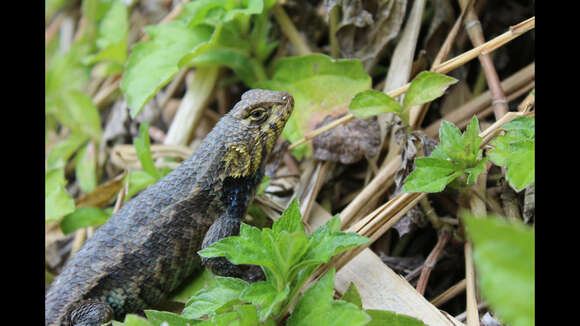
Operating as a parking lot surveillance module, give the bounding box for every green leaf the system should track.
[463,116,482,158]
[46,132,89,170]
[240,282,289,321]
[272,198,304,234]
[182,276,249,320]
[465,157,488,185]
[182,0,265,28]
[257,53,371,158]
[179,23,259,85]
[84,0,129,65]
[45,39,92,113]
[120,21,213,117]
[256,176,271,195]
[75,142,98,193]
[365,310,426,326]
[144,310,197,326]
[438,120,465,162]
[60,206,111,235]
[46,168,76,222]
[488,117,535,192]
[55,90,103,142]
[403,71,458,108]
[287,268,370,326]
[402,158,463,193]
[134,122,160,179]
[341,283,363,309]
[504,140,534,192]
[502,116,535,139]
[126,170,158,199]
[349,90,403,119]
[198,223,276,272]
[297,215,370,269]
[462,213,534,326]
[170,269,215,303]
[112,314,154,326]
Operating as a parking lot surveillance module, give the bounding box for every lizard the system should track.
[45,89,294,326]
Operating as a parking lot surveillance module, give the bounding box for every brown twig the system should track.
[430,279,467,307]
[416,228,451,295]
[459,0,509,119]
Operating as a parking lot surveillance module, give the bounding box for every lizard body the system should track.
[45,89,294,326]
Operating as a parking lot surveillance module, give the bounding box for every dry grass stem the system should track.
[464,242,479,326]
[517,88,535,112]
[431,279,467,307]
[458,0,509,119]
[164,66,219,146]
[272,4,312,56]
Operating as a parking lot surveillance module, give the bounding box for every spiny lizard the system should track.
[45,89,294,326]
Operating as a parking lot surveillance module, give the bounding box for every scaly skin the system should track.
[45,89,294,326]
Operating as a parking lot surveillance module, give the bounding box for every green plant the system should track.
[112,199,426,326]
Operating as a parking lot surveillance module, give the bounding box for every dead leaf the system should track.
[313,115,381,164]
[325,0,407,72]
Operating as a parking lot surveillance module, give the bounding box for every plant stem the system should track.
[272,4,311,56]
[164,66,219,146]
[458,0,508,119]
[416,228,450,295]
[328,5,340,58]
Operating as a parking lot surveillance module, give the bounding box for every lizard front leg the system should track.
[201,216,265,283]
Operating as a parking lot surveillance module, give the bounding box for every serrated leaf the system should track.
[134,122,160,179]
[60,206,111,235]
[505,140,534,192]
[120,22,213,116]
[272,198,304,234]
[341,283,362,309]
[487,136,510,167]
[46,168,76,222]
[182,276,249,320]
[349,90,403,119]
[403,71,458,108]
[463,116,482,159]
[240,282,289,321]
[438,120,464,160]
[287,268,370,326]
[198,223,275,271]
[465,157,488,185]
[403,158,463,193]
[502,116,535,139]
[257,53,371,158]
[462,213,534,326]
[144,310,198,326]
[488,117,535,192]
[365,310,426,326]
[292,215,369,272]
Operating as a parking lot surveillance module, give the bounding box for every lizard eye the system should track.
[248,108,268,122]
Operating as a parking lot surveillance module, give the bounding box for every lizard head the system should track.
[222,89,294,178]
